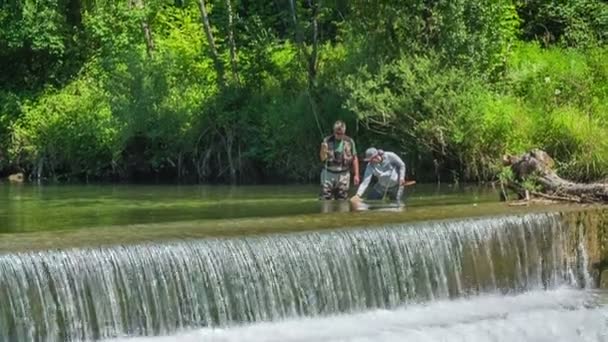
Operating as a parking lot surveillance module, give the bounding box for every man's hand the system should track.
[353,174,360,186]
[400,178,406,186]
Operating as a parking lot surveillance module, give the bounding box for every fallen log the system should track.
[501,149,608,203]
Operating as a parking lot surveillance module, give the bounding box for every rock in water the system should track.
[8,173,24,183]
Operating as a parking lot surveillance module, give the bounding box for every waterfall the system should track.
[0,213,592,341]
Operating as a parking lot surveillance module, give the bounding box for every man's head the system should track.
[333,120,346,139]
[364,147,382,164]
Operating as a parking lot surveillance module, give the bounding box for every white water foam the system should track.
[108,288,608,342]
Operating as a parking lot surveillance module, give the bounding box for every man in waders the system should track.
[351,147,412,207]
[319,120,360,201]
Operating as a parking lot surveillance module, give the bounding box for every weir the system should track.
[0,211,604,341]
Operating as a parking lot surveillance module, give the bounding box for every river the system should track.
[0,183,606,341]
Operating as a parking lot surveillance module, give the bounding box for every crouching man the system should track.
[351,147,410,206]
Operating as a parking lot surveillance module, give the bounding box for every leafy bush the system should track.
[341,43,608,182]
[516,0,608,47]
[11,78,118,179]
[506,43,608,180]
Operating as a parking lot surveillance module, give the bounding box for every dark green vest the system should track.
[324,135,356,172]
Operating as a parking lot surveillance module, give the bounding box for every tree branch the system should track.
[198,0,225,87]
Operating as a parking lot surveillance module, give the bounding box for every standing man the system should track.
[351,147,411,205]
[319,120,360,200]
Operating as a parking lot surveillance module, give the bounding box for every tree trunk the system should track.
[198,0,225,87]
[237,140,242,182]
[141,21,155,57]
[288,0,319,86]
[226,132,236,185]
[36,156,44,181]
[502,149,608,203]
[129,0,155,57]
[289,0,324,135]
[177,152,183,180]
[216,127,237,185]
[306,0,319,89]
[288,0,302,43]
[195,147,213,182]
[225,0,240,84]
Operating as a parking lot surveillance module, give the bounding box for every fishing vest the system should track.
[323,135,356,172]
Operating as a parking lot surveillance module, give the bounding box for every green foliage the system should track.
[0,0,85,90]
[506,43,608,181]
[521,176,542,193]
[498,166,514,184]
[342,42,608,182]
[343,0,520,76]
[341,53,530,181]
[11,77,118,179]
[516,0,608,47]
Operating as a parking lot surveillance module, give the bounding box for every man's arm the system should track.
[353,156,360,185]
[386,152,406,182]
[351,139,360,185]
[355,165,373,197]
[320,138,329,162]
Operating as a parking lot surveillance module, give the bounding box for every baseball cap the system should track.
[364,147,379,161]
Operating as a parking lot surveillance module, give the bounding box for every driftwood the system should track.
[501,149,608,203]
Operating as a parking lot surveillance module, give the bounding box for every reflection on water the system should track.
[0,183,497,234]
[320,200,351,213]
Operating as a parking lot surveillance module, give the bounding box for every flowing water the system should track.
[1,211,605,341]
